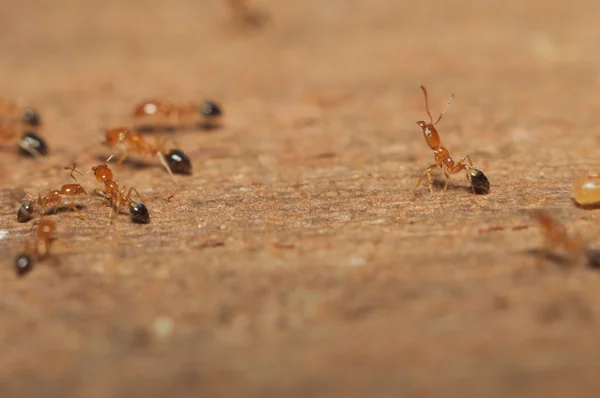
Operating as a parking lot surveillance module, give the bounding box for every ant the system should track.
[132,99,222,131]
[0,98,41,127]
[533,210,599,268]
[413,85,489,194]
[14,219,58,276]
[0,121,48,158]
[103,127,192,176]
[16,164,88,222]
[573,172,600,206]
[87,163,150,224]
[0,99,45,157]
[227,0,269,31]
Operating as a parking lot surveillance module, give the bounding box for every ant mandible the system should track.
[413,85,475,193]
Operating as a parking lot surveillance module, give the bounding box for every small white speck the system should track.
[153,316,174,339]
[0,230,8,240]
[350,257,366,266]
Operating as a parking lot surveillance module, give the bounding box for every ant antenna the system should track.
[420,85,433,124]
[64,163,83,181]
[420,85,455,126]
[434,93,455,125]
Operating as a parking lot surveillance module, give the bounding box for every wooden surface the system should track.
[2,0,600,397]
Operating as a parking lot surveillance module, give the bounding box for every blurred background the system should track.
[2,1,600,397]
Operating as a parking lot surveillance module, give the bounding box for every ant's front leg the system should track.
[414,164,439,194]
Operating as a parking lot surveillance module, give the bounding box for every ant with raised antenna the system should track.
[413,85,489,194]
[132,99,222,131]
[14,219,59,276]
[16,164,88,222]
[86,163,150,224]
[102,127,192,176]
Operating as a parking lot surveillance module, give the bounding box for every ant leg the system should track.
[64,163,83,181]
[94,188,110,200]
[125,187,144,203]
[156,151,176,180]
[443,171,451,192]
[414,164,439,194]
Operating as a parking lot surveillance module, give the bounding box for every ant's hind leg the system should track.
[443,171,451,192]
[413,164,439,194]
[156,151,176,181]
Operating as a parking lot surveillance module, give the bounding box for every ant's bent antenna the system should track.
[420,85,455,126]
[420,85,433,124]
[435,93,455,125]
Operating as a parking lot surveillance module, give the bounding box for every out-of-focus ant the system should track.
[532,210,599,268]
[14,219,58,276]
[0,98,46,157]
[132,99,222,131]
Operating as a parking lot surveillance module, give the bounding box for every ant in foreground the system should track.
[14,219,58,276]
[103,127,192,176]
[413,85,489,195]
[572,172,600,207]
[132,99,222,131]
[533,210,600,268]
[87,163,150,224]
[16,164,88,222]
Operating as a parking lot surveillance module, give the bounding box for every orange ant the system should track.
[87,163,150,224]
[413,85,488,194]
[132,99,222,131]
[532,210,599,268]
[0,98,45,157]
[227,0,269,31]
[102,127,192,176]
[17,164,88,222]
[573,172,600,206]
[0,120,48,157]
[0,98,41,127]
[14,219,58,276]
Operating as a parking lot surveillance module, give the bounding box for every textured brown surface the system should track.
[2,0,600,397]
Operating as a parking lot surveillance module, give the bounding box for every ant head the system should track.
[90,164,113,183]
[417,120,440,149]
[38,219,56,236]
